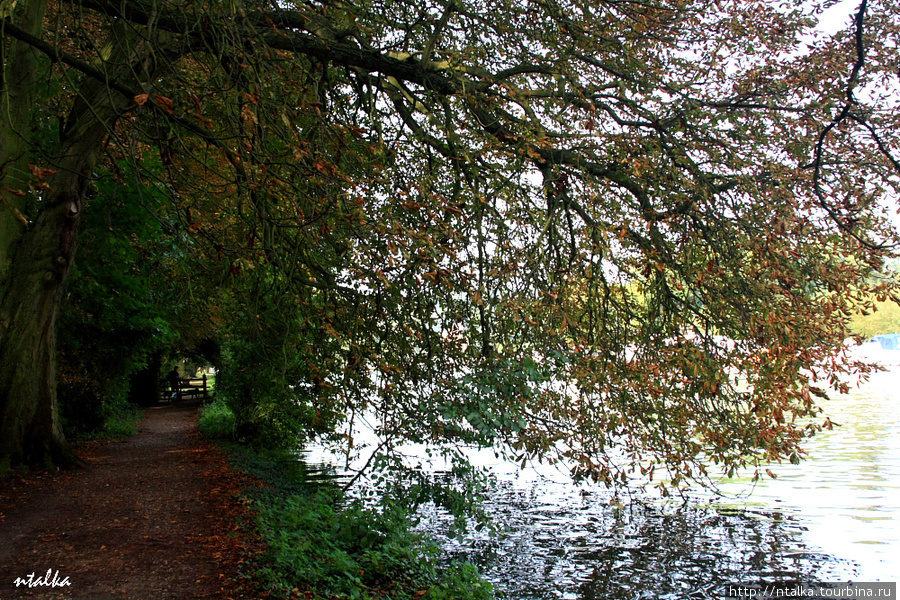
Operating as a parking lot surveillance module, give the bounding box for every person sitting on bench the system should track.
[167,367,181,402]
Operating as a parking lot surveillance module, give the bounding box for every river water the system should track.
[304,365,900,598]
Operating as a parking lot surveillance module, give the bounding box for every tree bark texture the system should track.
[0,20,166,469]
[0,0,47,284]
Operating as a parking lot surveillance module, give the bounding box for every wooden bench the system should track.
[165,375,211,402]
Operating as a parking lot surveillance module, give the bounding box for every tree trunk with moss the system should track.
[0,14,167,470]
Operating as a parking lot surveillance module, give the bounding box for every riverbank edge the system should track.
[200,401,495,600]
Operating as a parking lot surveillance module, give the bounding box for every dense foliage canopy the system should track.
[1,0,899,491]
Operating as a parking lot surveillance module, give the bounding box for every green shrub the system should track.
[198,398,237,440]
[214,341,324,450]
[228,446,494,600]
[100,404,141,439]
[425,563,493,600]
[255,491,493,600]
[70,399,142,441]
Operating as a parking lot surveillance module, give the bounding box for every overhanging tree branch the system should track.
[1,16,225,148]
[58,0,742,226]
[1,17,137,98]
[804,0,896,251]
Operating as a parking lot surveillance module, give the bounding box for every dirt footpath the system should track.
[0,402,260,600]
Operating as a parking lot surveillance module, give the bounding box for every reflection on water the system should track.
[303,367,900,598]
[431,491,856,600]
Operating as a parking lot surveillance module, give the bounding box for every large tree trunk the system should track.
[0,187,84,469]
[0,19,169,470]
[0,104,119,469]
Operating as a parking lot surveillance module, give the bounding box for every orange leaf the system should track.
[153,95,175,114]
[3,186,26,197]
[134,93,149,106]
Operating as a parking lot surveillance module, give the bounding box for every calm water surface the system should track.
[305,366,900,598]
[706,367,900,581]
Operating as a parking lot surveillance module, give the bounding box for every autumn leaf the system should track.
[152,95,175,114]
